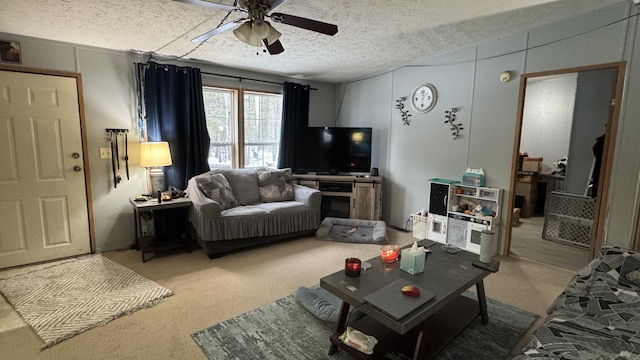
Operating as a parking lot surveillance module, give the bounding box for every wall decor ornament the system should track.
[395,96,412,125]
[444,108,463,140]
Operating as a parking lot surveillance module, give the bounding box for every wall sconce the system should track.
[140,141,172,197]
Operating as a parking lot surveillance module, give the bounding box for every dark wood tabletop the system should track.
[321,242,491,334]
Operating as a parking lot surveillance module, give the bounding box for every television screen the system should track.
[295,127,372,174]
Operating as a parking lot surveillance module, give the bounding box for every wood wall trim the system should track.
[504,61,626,260]
[503,74,529,256]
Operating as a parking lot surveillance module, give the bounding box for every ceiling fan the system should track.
[174,0,338,55]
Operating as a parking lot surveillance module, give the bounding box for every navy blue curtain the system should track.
[140,62,210,189]
[278,82,310,169]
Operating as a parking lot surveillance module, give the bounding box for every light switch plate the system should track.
[99,147,111,159]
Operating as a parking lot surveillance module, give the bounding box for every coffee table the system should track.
[319,242,496,359]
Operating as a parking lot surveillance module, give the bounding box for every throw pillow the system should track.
[257,168,294,203]
[196,173,238,210]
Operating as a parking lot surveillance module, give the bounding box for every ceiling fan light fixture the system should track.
[264,22,281,45]
[233,22,262,47]
[252,20,270,39]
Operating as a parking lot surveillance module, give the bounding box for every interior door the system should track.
[0,69,91,269]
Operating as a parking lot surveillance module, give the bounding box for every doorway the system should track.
[0,66,94,269]
[504,62,626,270]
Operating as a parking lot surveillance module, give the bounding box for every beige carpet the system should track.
[0,228,575,359]
[0,254,172,349]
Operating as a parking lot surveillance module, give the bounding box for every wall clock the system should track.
[411,83,437,113]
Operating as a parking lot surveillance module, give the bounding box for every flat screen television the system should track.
[295,127,372,175]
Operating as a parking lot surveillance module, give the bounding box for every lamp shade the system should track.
[140,142,172,167]
[264,22,281,45]
[233,22,262,47]
[252,20,270,39]
[233,21,281,47]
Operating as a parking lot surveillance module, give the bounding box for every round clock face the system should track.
[411,84,437,113]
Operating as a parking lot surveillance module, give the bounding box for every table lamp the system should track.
[140,141,172,197]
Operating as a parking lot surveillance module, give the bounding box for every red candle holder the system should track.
[345,258,361,277]
[380,245,399,263]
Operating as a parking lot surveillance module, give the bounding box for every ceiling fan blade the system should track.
[192,18,247,42]
[270,13,338,36]
[263,0,287,14]
[174,0,242,12]
[263,39,284,55]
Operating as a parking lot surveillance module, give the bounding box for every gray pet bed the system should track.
[293,285,364,324]
[315,217,387,244]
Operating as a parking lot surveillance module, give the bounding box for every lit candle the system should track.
[345,258,361,277]
[380,245,399,263]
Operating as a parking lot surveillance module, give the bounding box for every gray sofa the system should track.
[186,167,321,258]
[515,247,640,359]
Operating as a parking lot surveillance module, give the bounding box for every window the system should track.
[202,87,282,169]
[243,91,282,168]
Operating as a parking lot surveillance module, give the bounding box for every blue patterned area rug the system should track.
[191,291,538,360]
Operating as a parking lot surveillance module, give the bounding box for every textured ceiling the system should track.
[0,0,626,83]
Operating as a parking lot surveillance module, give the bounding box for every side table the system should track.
[129,197,192,262]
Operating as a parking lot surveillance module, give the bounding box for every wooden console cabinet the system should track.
[292,174,382,220]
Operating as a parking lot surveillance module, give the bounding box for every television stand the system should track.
[292,174,382,220]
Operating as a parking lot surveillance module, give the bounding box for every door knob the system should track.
[73,165,82,172]
[72,152,80,159]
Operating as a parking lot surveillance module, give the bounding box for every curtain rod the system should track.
[201,71,317,91]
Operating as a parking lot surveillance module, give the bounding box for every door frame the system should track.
[504,61,626,261]
[0,64,96,254]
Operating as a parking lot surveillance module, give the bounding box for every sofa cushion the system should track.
[209,168,260,205]
[254,201,310,214]
[517,247,640,360]
[196,173,238,210]
[222,205,270,216]
[517,308,640,359]
[257,168,294,203]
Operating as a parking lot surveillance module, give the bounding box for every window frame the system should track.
[202,85,282,169]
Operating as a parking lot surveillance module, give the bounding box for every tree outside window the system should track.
[243,91,282,168]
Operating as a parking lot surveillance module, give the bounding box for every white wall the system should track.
[0,33,337,252]
[336,2,640,249]
[3,2,639,252]
[520,74,576,171]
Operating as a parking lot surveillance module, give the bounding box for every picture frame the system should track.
[0,40,22,64]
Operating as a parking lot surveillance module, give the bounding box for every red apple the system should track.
[402,285,420,297]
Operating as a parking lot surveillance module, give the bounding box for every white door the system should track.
[0,69,90,269]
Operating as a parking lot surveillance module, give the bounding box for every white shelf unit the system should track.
[448,184,502,226]
[445,184,502,254]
